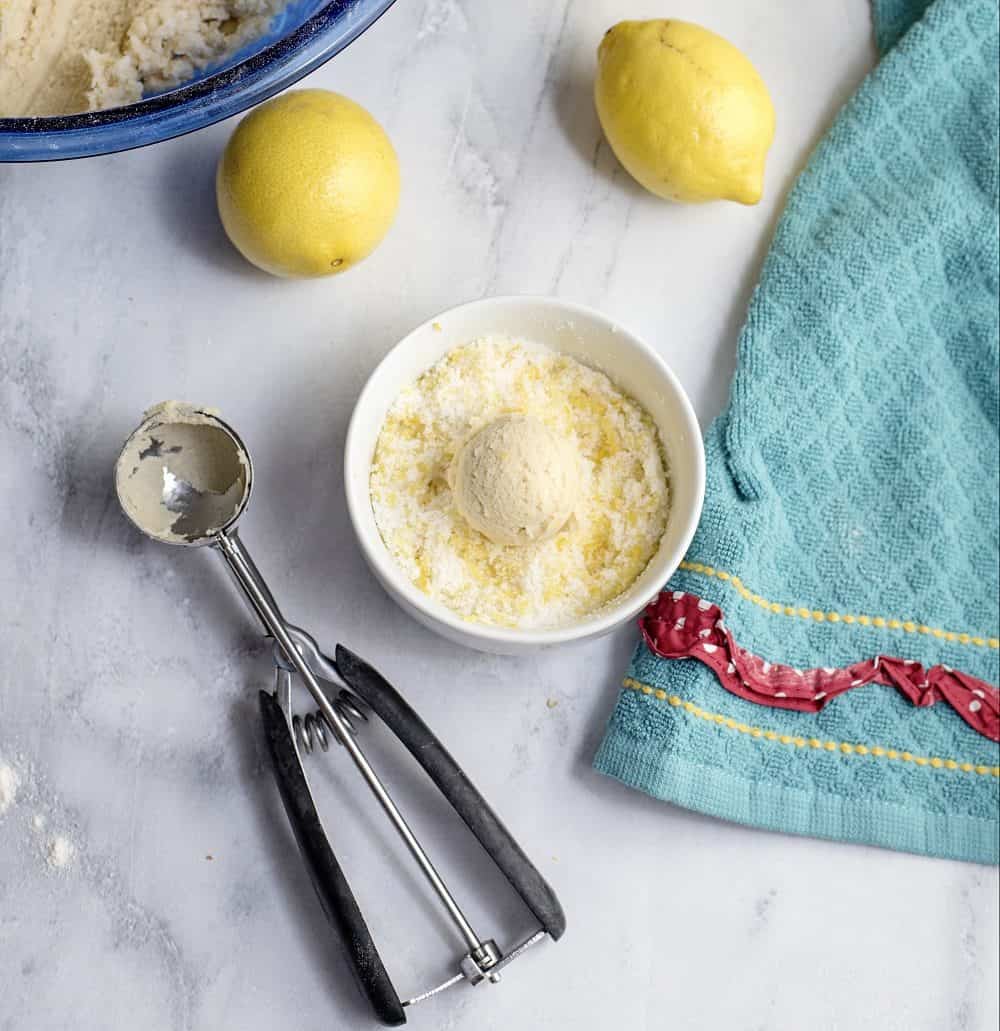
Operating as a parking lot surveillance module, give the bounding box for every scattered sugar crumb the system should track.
[0,757,80,873]
[432,321,443,331]
[0,762,20,815]
[46,835,76,870]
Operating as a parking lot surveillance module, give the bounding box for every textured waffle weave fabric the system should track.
[594,0,1000,864]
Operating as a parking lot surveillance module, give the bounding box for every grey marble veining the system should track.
[1,1,997,1029]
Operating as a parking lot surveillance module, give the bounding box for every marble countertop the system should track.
[1,1,997,1028]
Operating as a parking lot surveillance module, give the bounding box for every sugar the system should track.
[0,762,20,815]
[46,835,76,870]
[0,757,77,872]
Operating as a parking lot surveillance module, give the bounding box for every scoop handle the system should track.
[335,645,567,942]
[258,690,406,1027]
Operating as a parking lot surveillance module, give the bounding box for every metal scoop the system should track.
[114,404,565,1026]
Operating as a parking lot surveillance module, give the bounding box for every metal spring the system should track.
[293,690,369,754]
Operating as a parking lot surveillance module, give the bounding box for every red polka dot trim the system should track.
[640,591,1000,743]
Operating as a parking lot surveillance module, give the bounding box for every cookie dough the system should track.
[448,414,580,547]
[0,0,281,116]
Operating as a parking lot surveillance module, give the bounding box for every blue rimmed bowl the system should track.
[0,0,395,162]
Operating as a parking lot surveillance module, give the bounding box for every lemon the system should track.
[216,89,400,277]
[595,19,775,205]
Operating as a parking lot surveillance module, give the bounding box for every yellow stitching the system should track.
[678,562,1000,650]
[621,678,1000,778]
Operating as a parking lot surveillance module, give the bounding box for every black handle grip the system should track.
[335,647,567,942]
[258,690,407,1027]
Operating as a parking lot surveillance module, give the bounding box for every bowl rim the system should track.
[0,0,396,162]
[344,294,706,648]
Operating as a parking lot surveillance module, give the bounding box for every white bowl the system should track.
[344,296,705,654]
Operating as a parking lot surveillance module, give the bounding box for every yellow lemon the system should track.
[595,19,775,205]
[216,89,400,277]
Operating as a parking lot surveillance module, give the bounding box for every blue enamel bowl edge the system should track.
[0,0,396,162]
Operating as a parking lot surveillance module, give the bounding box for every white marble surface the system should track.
[1,1,997,1028]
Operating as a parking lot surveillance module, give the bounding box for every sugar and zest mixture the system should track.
[370,337,670,629]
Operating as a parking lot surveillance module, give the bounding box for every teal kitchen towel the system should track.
[594,0,1000,864]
